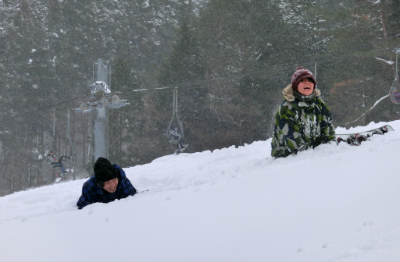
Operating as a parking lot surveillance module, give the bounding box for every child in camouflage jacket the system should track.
[271,67,335,158]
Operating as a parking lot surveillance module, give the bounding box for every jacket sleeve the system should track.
[271,103,309,158]
[114,165,137,198]
[76,181,96,209]
[314,101,335,146]
[121,176,137,197]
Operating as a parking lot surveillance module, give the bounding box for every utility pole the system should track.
[76,59,129,162]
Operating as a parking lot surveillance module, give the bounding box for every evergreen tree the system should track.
[158,0,208,151]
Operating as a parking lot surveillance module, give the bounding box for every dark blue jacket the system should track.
[77,164,137,209]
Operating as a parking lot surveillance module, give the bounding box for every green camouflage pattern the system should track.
[271,89,335,158]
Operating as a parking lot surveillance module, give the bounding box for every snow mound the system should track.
[1,120,400,261]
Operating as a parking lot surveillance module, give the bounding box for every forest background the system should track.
[0,0,399,195]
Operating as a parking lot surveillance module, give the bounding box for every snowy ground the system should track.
[1,120,400,261]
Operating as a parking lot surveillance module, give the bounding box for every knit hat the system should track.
[291,66,316,91]
[94,157,117,183]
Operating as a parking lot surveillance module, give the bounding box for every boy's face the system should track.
[103,177,119,193]
[297,78,315,96]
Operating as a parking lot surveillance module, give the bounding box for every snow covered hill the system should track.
[1,120,400,261]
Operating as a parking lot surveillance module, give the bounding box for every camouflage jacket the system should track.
[271,85,335,158]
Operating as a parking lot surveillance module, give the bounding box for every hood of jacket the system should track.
[282,84,321,102]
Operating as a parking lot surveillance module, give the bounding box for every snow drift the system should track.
[1,120,400,261]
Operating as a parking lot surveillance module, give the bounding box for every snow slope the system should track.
[1,120,400,261]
